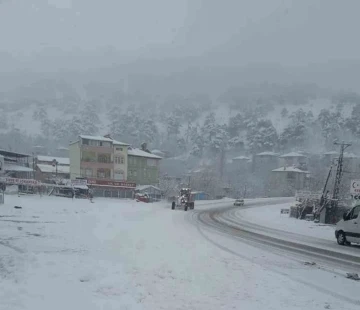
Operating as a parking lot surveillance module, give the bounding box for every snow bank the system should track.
[239,201,335,241]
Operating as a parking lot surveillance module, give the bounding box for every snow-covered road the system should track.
[1,195,360,310]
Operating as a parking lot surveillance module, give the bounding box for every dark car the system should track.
[234,199,245,206]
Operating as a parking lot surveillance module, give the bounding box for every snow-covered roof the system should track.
[232,156,251,161]
[151,149,165,156]
[256,151,278,156]
[4,164,33,172]
[77,135,129,146]
[112,140,129,146]
[128,148,162,159]
[37,164,70,174]
[37,155,70,165]
[56,146,69,151]
[280,152,307,158]
[323,151,338,155]
[136,185,161,191]
[344,152,359,159]
[272,166,309,173]
[79,135,114,142]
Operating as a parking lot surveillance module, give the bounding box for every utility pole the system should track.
[327,141,351,223]
[52,159,59,180]
[32,152,35,180]
[219,146,225,179]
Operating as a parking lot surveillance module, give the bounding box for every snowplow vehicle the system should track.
[171,188,195,211]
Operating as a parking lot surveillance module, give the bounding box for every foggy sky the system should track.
[1,0,360,70]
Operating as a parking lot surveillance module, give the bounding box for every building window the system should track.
[82,151,96,162]
[100,141,111,147]
[133,170,137,177]
[116,147,123,151]
[89,140,99,146]
[97,168,110,179]
[114,156,125,165]
[85,168,92,177]
[114,169,124,180]
[287,172,296,180]
[147,159,157,167]
[82,139,89,145]
[98,154,111,163]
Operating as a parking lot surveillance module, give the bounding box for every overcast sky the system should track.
[1,0,360,69]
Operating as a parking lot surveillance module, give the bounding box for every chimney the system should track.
[104,134,112,139]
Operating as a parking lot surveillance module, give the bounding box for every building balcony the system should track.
[80,161,113,169]
[80,145,113,153]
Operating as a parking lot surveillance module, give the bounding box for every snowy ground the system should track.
[239,201,336,241]
[1,195,359,310]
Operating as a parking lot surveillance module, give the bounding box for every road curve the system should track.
[189,198,360,272]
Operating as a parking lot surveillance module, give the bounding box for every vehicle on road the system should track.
[171,188,194,211]
[335,205,360,245]
[135,193,149,203]
[234,199,245,206]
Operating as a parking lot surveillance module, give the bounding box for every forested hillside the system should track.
[1,72,360,161]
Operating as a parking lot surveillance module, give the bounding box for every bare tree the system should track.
[158,176,180,198]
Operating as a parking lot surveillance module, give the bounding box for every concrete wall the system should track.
[128,155,160,185]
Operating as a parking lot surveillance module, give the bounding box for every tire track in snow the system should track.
[185,201,360,307]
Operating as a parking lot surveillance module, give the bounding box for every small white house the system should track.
[279,152,307,167]
[270,166,310,197]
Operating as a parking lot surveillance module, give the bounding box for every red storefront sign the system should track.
[0,177,40,185]
[86,178,136,188]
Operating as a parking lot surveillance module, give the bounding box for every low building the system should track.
[37,155,70,166]
[279,152,308,169]
[127,147,162,186]
[135,185,162,201]
[269,166,310,197]
[35,164,70,182]
[253,151,279,172]
[0,149,33,178]
[192,191,209,200]
[232,155,251,163]
[35,155,70,182]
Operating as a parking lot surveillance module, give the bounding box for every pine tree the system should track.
[247,119,278,154]
[81,102,100,135]
[281,107,288,118]
[318,108,344,148]
[345,104,360,137]
[166,113,181,138]
[279,108,313,151]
